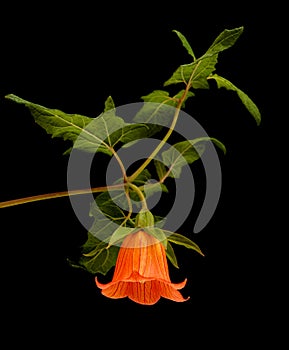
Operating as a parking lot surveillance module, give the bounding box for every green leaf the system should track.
[206,26,244,54]
[132,169,168,201]
[5,93,93,141]
[133,90,173,138]
[208,74,261,125]
[74,108,126,155]
[154,215,167,228]
[122,90,195,150]
[132,169,152,186]
[4,94,152,156]
[104,95,116,112]
[160,137,226,178]
[93,191,127,221]
[161,140,204,178]
[166,241,179,268]
[165,231,204,256]
[93,97,157,151]
[141,90,174,104]
[5,94,127,156]
[108,226,138,247]
[78,233,119,275]
[146,227,168,248]
[119,123,151,144]
[173,29,196,60]
[103,96,152,147]
[133,89,194,129]
[154,159,167,181]
[121,90,174,148]
[88,191,131,241]
[141,89,194,107]
[164,27,244,89]
[144,181,169,199]
[82,232,106,255]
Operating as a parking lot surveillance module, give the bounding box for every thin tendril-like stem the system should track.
[110,147,128,182]
[127,183,148,211]
[0,184,123,209]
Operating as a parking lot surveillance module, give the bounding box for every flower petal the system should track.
[160,281,190,302]
[127,280,161,305]
[95,230,190,305]
[96,279,128,299]
[113,230,171,281]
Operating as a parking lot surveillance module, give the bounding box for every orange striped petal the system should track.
[95,279,129,299]
[127,280,161,305]
[111,230,171,282]
[160,280,190,302]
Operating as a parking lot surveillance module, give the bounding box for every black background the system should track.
[0,2,284,347]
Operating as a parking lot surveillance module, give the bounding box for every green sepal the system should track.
[165,230,204,256]
[108,226,138,247]
[135,209,155,227]
[166,241,179,268]
[146,226,168,248]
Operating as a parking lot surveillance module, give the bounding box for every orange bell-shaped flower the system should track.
[95,229,189,305]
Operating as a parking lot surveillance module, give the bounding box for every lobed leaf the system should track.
[160,137,226,178]
[164,27,244,89]
[5,94,127,155]
[5,94,155,155]
[123,90,194,150]
[135,89,194,124]
[88,191,131,242]
[78,233,119,275]
[5,93,93,141]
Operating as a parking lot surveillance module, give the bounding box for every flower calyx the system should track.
[135,209,155,228]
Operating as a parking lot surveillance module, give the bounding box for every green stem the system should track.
[0,184,123,209]
[127,108,180,183]
[121,186,133,226]
[110,147,128,182]
[127,183,148,210]
[128,97,185,183]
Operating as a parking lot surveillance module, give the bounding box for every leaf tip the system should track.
[256,115,262,126]
[5,93,14,100]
